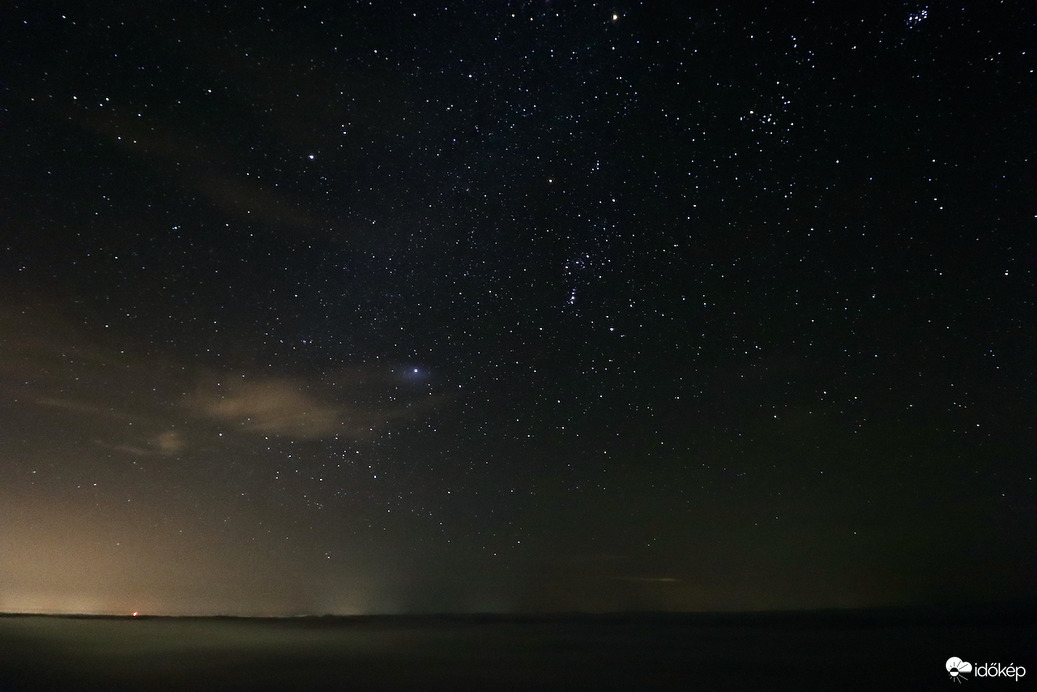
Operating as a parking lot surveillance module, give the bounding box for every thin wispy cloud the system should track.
[94,431,186,457]
[186,377,407,441]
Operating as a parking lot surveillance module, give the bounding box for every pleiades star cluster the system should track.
[0,1,1032,615]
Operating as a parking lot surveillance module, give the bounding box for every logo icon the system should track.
[947,657,973,683]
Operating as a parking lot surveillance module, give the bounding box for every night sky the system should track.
[1,1,1033,617]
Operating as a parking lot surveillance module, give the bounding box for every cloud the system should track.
[187,377,393,440]
[0,296,433,445]
[154,430,186,454]
[94,441,151,457]
[95,431,186,457]
[64,106,327,235]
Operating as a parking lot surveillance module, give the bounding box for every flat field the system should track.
[0,610,1032,691]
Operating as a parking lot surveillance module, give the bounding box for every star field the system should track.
[0,1,1033,615]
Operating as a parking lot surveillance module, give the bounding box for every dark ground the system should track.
[0,609,1032,691]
